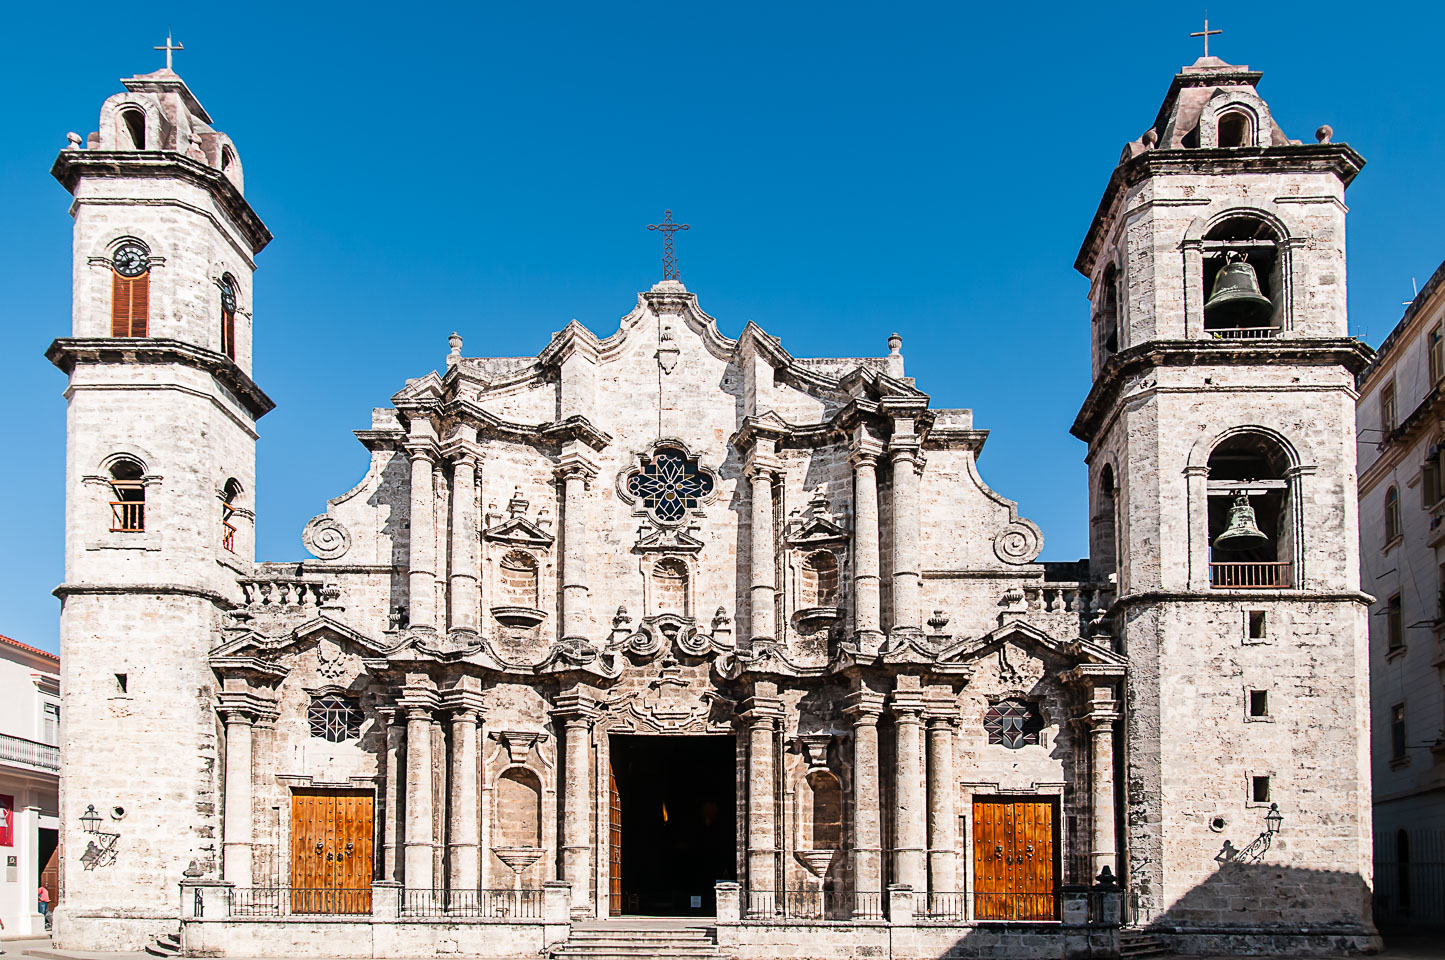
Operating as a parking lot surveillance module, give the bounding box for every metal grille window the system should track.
[984,699,1043,749]
[625,449,713,524]
[307,695,362,743]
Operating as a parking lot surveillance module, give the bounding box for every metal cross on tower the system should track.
[647,210,690,281]
[154,31,184,70]
[1190,17,1222,57]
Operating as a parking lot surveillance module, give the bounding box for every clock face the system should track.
[112,244,149,278]
[220,282,237,313]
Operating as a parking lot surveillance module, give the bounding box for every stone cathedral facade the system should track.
[49,55,1378,959]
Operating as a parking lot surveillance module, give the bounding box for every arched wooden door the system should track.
[972,797,1059,921]
[609,768,622,916]
[290,789,374,914]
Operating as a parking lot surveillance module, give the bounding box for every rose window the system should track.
[983,699,1043,749]
[626,449,714,524]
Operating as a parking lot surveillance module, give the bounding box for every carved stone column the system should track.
[557,455,597,644]
[406,437,439,631]
[552,693,598,916]
[850,441,884,654]
[747,462,781,644]
[220,708,255,887]
[742,692,783,905]
[1085,688,1121,880]
[449,451,480,631]
[448,706,482,892]
[843,690,885,912]
[925,711,959,900]
[888,422,922,635]
[381,709,404,882]
[891,690,927,895]
[404,706,436,889]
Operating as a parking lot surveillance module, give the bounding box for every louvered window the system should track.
[110,243,150,337]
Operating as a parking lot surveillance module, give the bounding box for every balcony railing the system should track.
[110,501,144,532]
[1210,327,1280,340]
[1210,561,1292,589]
[228,887,371,916]
[0,733,59,772]
[745,889,884,920]
[400,888,542,918]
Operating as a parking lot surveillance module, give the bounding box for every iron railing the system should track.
[745,889,883,921]
[228,887,371,916]
[1374,830,1445,926]
[1209,561,1291,589]
[0,733,59,772]
[1210,327,1279,340]
[400,888,542,919]
[972,891,1059,922]
[110,501,144,532]
[922,891,969,921]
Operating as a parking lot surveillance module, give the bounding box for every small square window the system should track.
[114,673,128,694]
[1247,610,1267,641]
[1251,775,1271,803]
[1249,690,1270,718]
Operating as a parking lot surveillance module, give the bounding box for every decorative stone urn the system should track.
[492,845,544,896]
[794,848,840,879]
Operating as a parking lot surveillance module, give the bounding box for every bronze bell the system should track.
[1213,495,1269,550]
[1205,253,1274,327]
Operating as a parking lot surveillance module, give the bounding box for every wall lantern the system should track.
[80,804,102,834]
[1265,803,1283,835]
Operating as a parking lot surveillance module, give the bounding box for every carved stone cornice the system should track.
[889,690,927,720]
[738,695,785,724]
[217,692,278,724]
[842,690,887,722]
[550,692,600,726]
[47,338,275,420]
[555,451,600,483]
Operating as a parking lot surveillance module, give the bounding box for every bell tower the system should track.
[1072,54,1379,951]
[47,62,272,950]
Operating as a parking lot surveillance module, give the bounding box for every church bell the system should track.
[1212,495,1270,550]
[1204,253,1274,327]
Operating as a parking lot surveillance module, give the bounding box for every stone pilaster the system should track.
[381,708,404,882]
[887,419,922,636]
[405,427,440,632]
[925,709,960,900]
[448,448,480,631]
[219,706,256,887]
[557,454,598,645]
[447,704,483,892]
[843,690,886,911]
[1085,686,1121,880]
[850,436,885,654]
[403,704,437,889]
[891,689,927,895]
[551,693,599,916]
[741,692,784,903]
[747,459,782,645]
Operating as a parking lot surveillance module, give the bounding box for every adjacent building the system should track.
[1356,258,1445,928]
[47,51,1379,959]
[0,635,60,936]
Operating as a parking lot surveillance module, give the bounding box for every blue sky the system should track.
[3,1,1442,653]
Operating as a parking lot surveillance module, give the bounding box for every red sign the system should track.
[0,795,13,847]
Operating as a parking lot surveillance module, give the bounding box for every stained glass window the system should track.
[983,699,1043,749]
[625,449,714,524]
[308,695,363,743]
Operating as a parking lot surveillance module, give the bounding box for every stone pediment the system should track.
[211,616,389,662]
[633,524,705,553]
[935,618,1127,671]
[484,516,554,549]
[786,515,849,548]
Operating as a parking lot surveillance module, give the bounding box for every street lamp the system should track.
[1265,803,1283,835]
[79,804,101,834]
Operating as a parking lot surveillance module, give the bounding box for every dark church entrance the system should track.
[608,734,737,916]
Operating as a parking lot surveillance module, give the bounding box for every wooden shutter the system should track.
[221,308,236,358]
[111,273,149,337]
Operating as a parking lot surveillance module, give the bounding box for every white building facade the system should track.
[47,55,1380,959]
[0,635,60,937]
[1355,257,1445,928]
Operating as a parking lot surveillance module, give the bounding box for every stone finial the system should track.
[508,486,528,518]
[537,506,552,531]
[447,332,463,367]
[887,333,903,357]
[928,609,950,634]
[1315,124,1333,144]
[66,132,83,150]
[1142,128,1158,149]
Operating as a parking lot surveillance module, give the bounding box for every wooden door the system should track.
[291,790,374,914]
[972,798,1058,921]
[608,768,622,916]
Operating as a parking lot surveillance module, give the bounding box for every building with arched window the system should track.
[45,49,1378,960]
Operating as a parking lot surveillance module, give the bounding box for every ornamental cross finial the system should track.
[154,30,184,71]
[647,210,690,281]
[1190,16,1222,58]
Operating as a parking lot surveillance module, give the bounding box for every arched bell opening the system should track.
[1206,433,1296,588]
[1202,216,1284,338]
[1092,463,1119,585]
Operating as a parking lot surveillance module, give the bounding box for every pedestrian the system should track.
[38,883,51,930]
[1,912,8,953]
